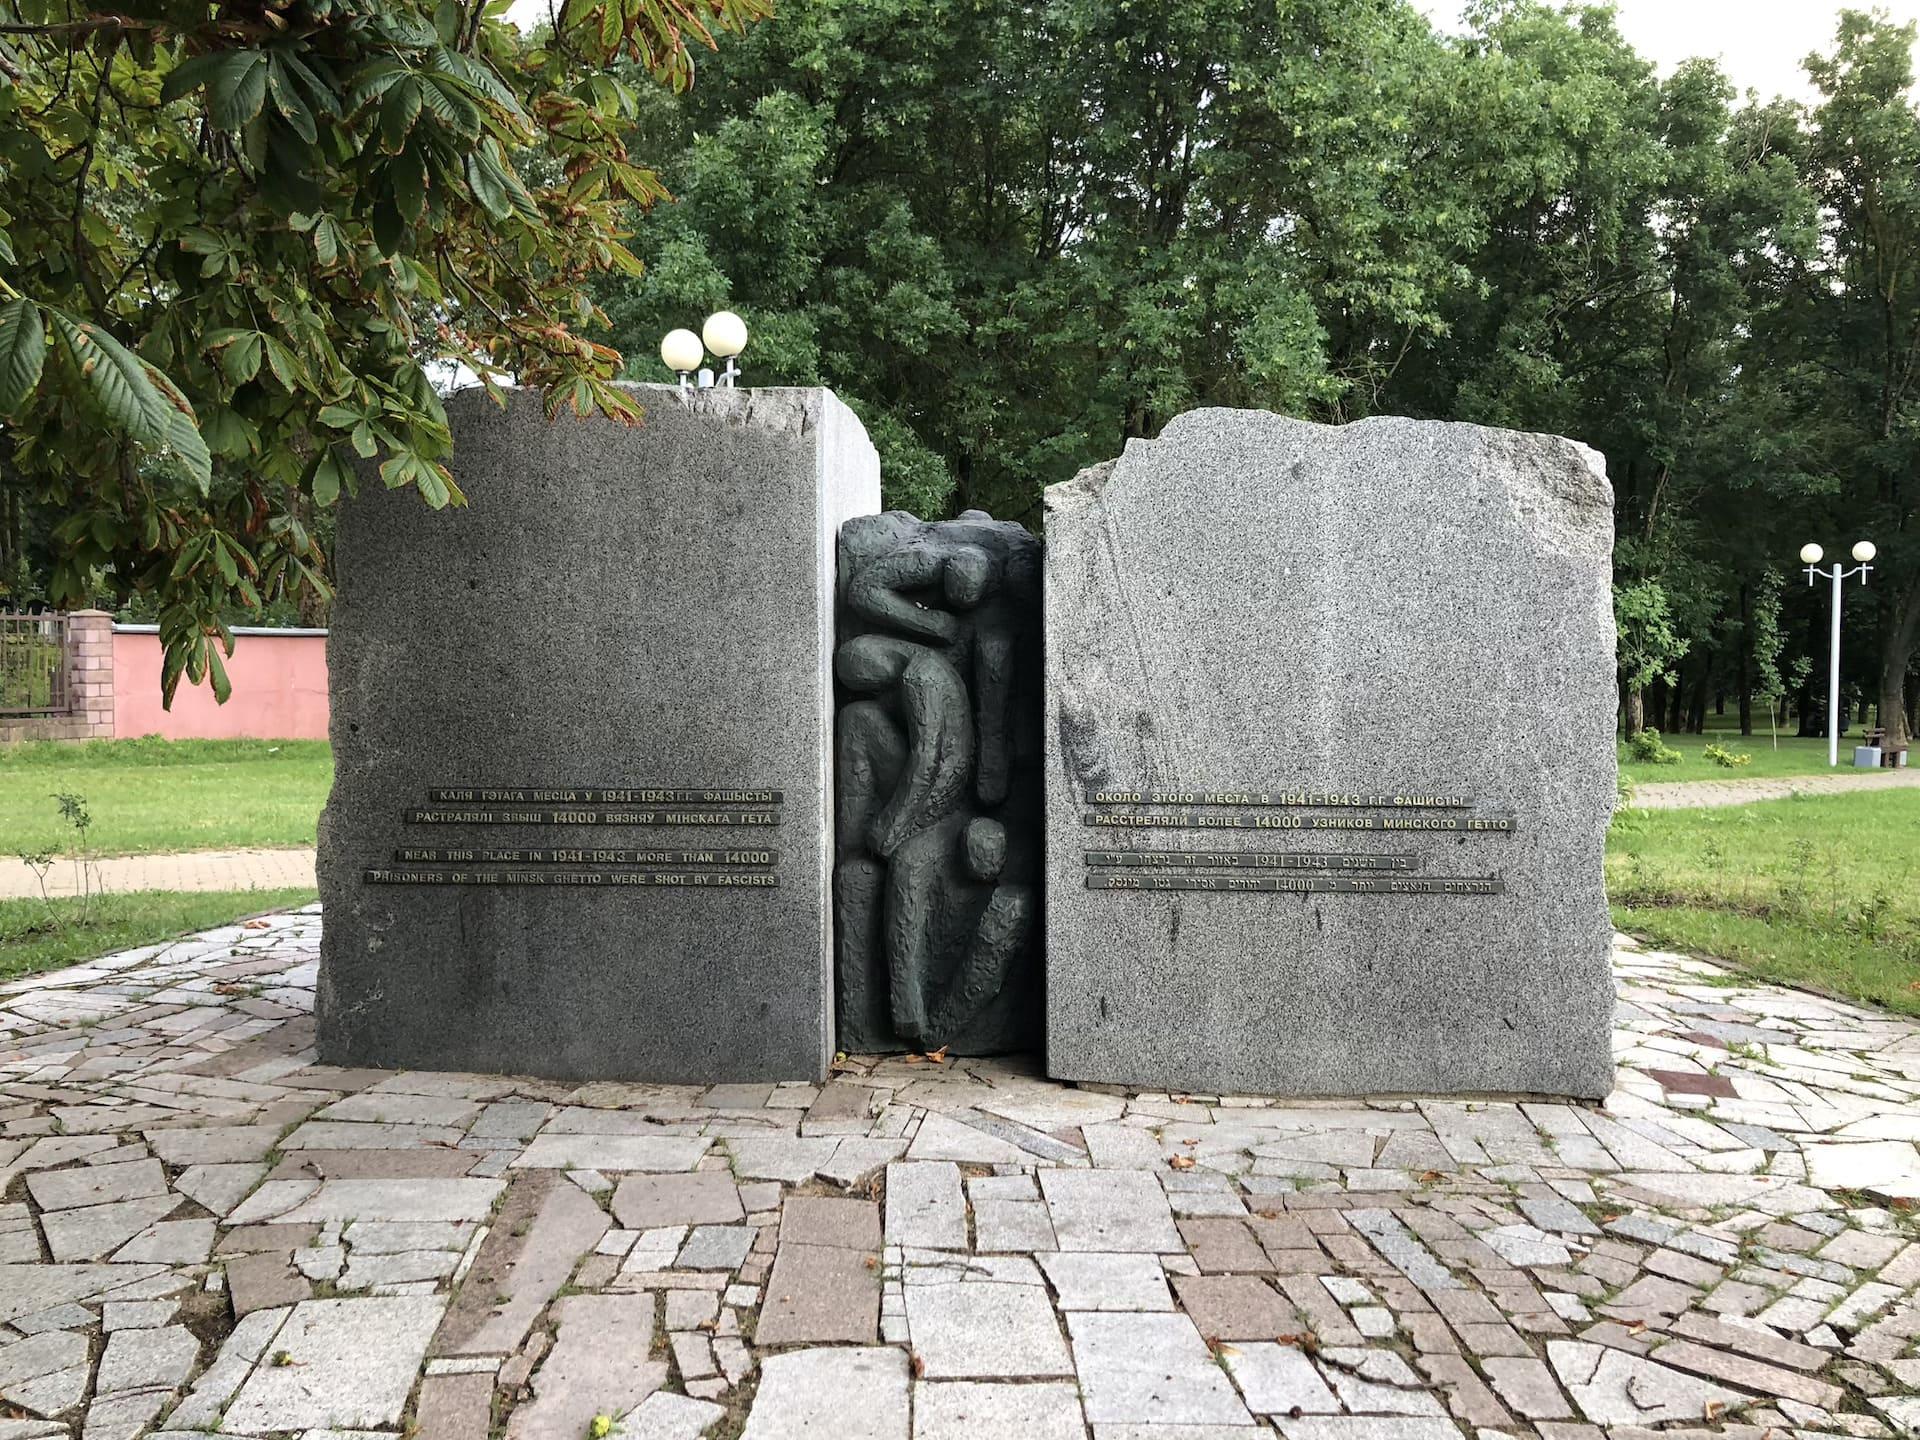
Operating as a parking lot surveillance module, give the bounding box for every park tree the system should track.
[1791,9,1920,746]
[0,0,766,699]
[599,0,1516,519]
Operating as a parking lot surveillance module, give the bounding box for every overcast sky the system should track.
[1417,1,1920,101]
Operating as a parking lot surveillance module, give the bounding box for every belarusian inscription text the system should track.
[1084,850,1420,871]
[406,808,781,827]
[1086,789,1472,808]
[429,787,781,804]
[1084,811,1515,832]
[1086,874,1504,895]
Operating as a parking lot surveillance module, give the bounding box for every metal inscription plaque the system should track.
[395,848,776,866]
[1086,874,1505,895]
[1085,850,1421,872]
[364,784,786,893]
[366,868,778,888]
[407,808,780,827]
[1081,783,1510,900]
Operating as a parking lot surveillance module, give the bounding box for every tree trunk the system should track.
[1797,604,1823,736]
[1737,583,1754,736]
[1624,685,1646,738]
[1879,580,1920,748]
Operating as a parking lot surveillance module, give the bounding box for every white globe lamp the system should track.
[703,311,748,387]
[660,329,703,390]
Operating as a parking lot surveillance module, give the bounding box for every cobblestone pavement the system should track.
[0,850,315,901]
[1633,769,1920,809]
[6,909,1920,1437]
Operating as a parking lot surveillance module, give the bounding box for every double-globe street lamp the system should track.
[659,311,750,393]
[1801,539,1878,767]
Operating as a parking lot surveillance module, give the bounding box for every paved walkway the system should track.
[4,914,1920,1437]
[0,847,315,900]
[1634,766,1920,809]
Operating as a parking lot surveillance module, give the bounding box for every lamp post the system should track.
[702,311,748,387]
[1801,540,1877,767]
[658,313,751,392]
[659,329,703,394]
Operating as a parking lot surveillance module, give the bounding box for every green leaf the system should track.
[161,49,252,105]
[392,147,427,224]
[311,447,352,506]
[202,407,258,459]
[204,52,270,131]
[160,638,192,709]
[49,312,172,447]
[266,56,318,143]
[260,335,304,392]
[161,404,213,495]
[0,299,46,414]
[381,78,422,153]
[371,197,405,257]
[207,643,232,704]
[314,215,345,266]
[418,74,481,139]
[465,149,512,219]
[214,331,263,385]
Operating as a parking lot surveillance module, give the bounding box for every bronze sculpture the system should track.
[834,511,1042,1054]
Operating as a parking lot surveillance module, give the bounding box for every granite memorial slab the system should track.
[317,385,878,1081]
[1043,410,1616,1097]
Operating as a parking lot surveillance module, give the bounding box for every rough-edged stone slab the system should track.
[741,1347,908,1440]
[1043,411,1616,1096]
[884,1162,966,1249]
[904,1283,1073,1377]
[504,1294,663,1439]
[912,1380,1084,1440]
[318,385,877,1083]
[25,1159,166,1212]
[1036,1251,1174,1311]
[612,1173,744,1231]
[1066,1310,1253,1425]
[222,1296,445,1432]
[1039,1169,1181,1253]
[276,1177,503,1223]
[755,1242,881,1346]
[413,1372,494,1440]
[434,1173,606,1357]
[0,1265,166,1325]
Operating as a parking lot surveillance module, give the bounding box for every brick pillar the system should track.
[64,610,116,739]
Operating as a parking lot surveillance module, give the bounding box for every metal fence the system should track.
[0,612,71,716]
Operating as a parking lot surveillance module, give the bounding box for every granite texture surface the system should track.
[317,385,878,1081]
[1043,409,1617,1097]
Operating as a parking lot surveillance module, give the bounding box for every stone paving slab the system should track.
[5,905,1920,1436]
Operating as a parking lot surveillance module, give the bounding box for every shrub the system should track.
[1626,728,1682,765]
[1703,742,1753,769]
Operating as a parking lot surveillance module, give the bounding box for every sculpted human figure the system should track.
[832,510,1042,1054]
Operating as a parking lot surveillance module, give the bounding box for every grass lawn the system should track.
[0,888,317,983]
[1617,727,1883,787]
[1607,789,1920,1017]
[0,737,332,855]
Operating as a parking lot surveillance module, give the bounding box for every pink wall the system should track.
[112,628,330,741]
